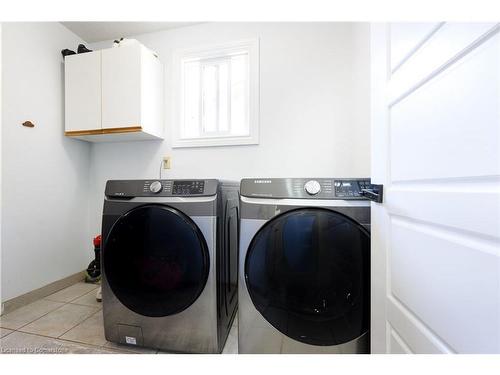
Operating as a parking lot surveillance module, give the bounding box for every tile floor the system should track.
[0,282,238,354]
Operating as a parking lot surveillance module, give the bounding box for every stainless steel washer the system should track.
[101,179,239,353]
[238,178,371,354]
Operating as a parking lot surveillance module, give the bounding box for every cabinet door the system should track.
[64,51,101,132]
[140,47,164,137]
[101,44,142,129]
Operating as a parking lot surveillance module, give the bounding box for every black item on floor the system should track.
[77,44,93,54]
[85,235,101,283]
[61,49,76,58]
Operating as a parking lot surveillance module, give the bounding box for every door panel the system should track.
[388,298,452,353]
[390,22,442,72]
[391,33,500,182]
[389,23,499,104]
[389,328,413,354]
[390,218,499,353]
[389,186,500,239]
[371,22,500,354]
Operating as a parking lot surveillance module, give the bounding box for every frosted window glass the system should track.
[230,54,249,136]
[183,61,200,138]
[181,51,250,139]
[202,64,217,133]
[218,62,229,132]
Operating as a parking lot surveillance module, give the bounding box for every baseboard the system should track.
[1,271,86,316]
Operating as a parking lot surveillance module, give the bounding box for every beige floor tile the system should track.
[104,340,157,354]
[70,289,102,308]
[19,303,100,338]
[0,331,116,354]
[60,310,106,346]
[0,299,64,330]
[0,328,14,338]
[44,282,98,303]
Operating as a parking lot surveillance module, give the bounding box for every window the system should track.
[173,39,259,147]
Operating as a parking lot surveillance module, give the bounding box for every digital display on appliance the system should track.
[342,182,351,187]
[172,180,204,195]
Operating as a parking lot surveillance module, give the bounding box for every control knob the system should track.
[304,180,321,195]
[149,181,163,194]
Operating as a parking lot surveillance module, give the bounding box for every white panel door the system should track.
[64,50,101,131]
[370,23,500,354]
[101,44,141,129]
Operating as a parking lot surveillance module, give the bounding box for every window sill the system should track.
[172,134,259,148]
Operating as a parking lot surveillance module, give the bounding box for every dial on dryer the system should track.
[149,181,163,193]
[304,180,321,195]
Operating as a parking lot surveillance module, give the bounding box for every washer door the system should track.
[103,204,210,317]
[245,208,370,346]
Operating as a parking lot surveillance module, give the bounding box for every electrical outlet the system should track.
[163,156,171,169]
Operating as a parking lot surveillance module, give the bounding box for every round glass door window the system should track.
[245,208,370,346]
[103,205,210,317]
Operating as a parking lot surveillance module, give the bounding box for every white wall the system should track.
[0,22,3,309]
[1,23,92,302]
[86,22,371,235]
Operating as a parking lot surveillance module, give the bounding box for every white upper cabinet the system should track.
[64,50,102,132]
[101,43,142,129]
[64,42,164,142]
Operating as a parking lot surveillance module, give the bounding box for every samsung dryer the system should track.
[238,178,371,354]
[101,179,239,353]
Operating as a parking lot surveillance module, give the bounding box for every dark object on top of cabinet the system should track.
[77,44,93,54]
[61,49,76,59]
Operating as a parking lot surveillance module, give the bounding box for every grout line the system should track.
[16,304,100,339]
[67,301,103,308]
[5,330,113,352]
[55,335,108,349]
[7,329,129,354]
[57,307,103,340]
[66,285,100,303]
[44,285,99,305]
[56,307,102,339]
[3,301,67,332]
[7,330,94,346]
[0,329,15,339]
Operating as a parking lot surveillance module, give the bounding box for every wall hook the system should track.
[22,121,35,128]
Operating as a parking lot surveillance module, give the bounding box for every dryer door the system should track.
[103,204,210,317]
[245,208,370,346]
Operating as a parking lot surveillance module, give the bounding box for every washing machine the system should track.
[238,178,371,354]
[101,179,239,353]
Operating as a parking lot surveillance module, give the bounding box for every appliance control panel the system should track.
[105,179,218,198]
[172,180,205,195]
[334,179,372,198]
[240,178,373,200]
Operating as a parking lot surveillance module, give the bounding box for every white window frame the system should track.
[172,38,260,148]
